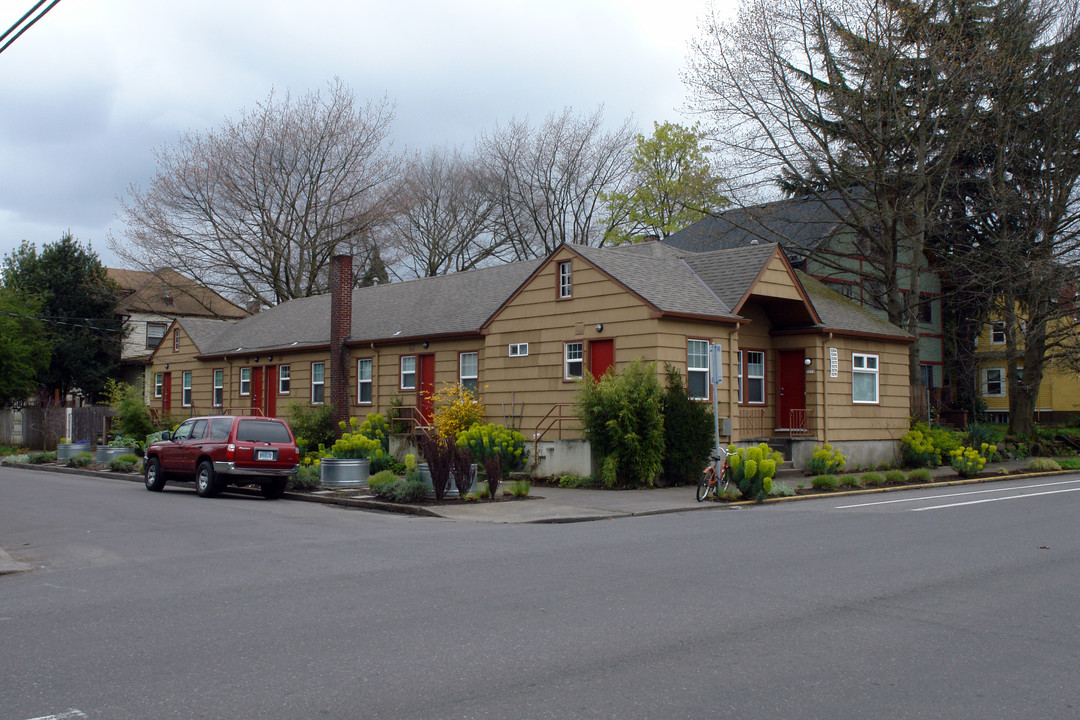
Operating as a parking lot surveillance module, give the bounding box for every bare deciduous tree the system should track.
[476,107,636,259]
[112,78,399,307]
[389,147,499,278]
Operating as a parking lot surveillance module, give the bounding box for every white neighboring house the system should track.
[107,268,248,401]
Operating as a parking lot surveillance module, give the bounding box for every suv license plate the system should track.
[256,450,276,461]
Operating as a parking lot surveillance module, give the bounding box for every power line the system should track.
[0,0,63,56]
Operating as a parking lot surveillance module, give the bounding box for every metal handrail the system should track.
[532,403,577,462]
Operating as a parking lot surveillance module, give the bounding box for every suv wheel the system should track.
[195,460,221,498]
[261,478,287,500]
[144,457,166,492]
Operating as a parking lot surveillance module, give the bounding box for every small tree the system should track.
[0,287,51,408]
[104,379,155,443]
[574,358,665,488]
[660,364,715,486]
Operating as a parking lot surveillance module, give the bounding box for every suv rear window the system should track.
[236,419,292,443]
[209,417,233,439]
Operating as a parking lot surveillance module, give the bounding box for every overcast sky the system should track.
[0,0,738,269]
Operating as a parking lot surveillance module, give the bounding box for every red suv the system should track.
[144,415,299,499]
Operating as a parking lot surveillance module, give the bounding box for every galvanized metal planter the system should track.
[417,462,476,497]
[96,446,137,464]
[320,458,370,488]
[57,443,88,461]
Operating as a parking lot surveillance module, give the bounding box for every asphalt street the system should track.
[2,465,1078,719]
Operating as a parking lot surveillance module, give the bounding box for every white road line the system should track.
[912,486,1080,512]
[25,710,87,720]
[835,478,1080,509]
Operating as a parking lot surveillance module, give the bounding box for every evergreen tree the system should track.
[1,234,124,403]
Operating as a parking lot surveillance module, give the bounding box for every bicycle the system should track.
[696,447,737,502]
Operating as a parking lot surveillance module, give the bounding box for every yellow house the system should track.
[147,241,912,473]
[976,319,1080,423]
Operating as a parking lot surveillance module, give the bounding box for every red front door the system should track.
[418,354,435,424]
[266,366,277,417]
[776,350,806,430]
[589,339,614,380]
[162,372,172,413]
[251,367,264,416]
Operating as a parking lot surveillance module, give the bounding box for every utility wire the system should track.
[0,0,63,56]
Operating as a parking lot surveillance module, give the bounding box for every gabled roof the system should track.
[679,243,787,311]
[175,317,239,354]
[107,268,247,319]
[568,242,737,319]
[193,260,544,357]
[796,272,911,340]
[663,192,852,259]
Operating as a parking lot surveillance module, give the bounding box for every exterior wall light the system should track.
[595,323,603,333]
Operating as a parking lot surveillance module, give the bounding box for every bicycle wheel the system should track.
[696,468,715,502]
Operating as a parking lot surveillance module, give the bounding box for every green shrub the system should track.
[906,468,932,483]
[466,483,492,501]
[108,454,141,473]
[289,465,321,491]
[1028,457,1062,472]
[370,478,428,503]
[727,443,783,501]
[950,443,996,477]
[329,419,391,473]
[575,358,665,488]
[807,444,846,475]
[965,423,994,450]
[105,379,156,442]
[811,474,839,490]
[507,479,531,497]
[368,469,398,491]
[288,403,337,458]
[859,472,885,487]
[901,428,940,467]
[67,452,94,468]
[768,482,796,497]
[558,474,599,488]
[456,423,527,473]
[660,364,714,486]
[838,474,859,488]
[27,451,55,464]
[884,470,906,484]
[1058,458,1080,470]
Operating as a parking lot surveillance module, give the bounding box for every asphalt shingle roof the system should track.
[797,272,910,338]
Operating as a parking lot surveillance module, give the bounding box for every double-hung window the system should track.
[357,358,372,404]
[278,365,290,394]
[212,369,224,407]
[564,342,583,380]
[239,367,251,396]
[182,371,192,407]
[146,322,167,349]
[745,350,765,404]
[852,353,879,404]
[687,339,709,400]
[460,352,478,396]
[558,261,572,299]
[400,356,416,390]
[983,368,1005,397]
[990,321,1006,345]
[311,362,325,404]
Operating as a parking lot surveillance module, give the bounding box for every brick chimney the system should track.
[329,254,353,429]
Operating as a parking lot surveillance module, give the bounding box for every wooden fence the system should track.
[0,406,113,451]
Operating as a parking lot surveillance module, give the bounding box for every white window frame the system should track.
[357,358,373,405]
[400,356,416,391]
[852,353,880,404]
[983,367,1006,397]
[173,329,180,352]
[153,372,163,399]
[558,261,572,299]
[239,367,251,396]
[460,352,478,396]
[745,350,765,405]
[311,362,325,404]
[182,371,192,407]
[564,341,583,380]
[278,365,290,394]
[509,343,529,357]
[990,321,1006,345]
[212,369,224,408]
[687,339,710,401]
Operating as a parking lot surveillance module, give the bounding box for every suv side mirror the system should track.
[161,430,172,441]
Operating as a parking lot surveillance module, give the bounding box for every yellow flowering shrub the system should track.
[430,384,485,443]
[950,443,997,478]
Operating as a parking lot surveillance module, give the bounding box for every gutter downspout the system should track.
[822,333,832,445]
